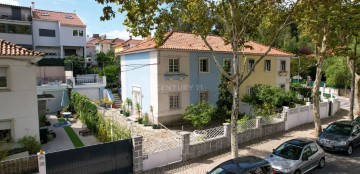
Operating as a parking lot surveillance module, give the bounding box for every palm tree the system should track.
[135,102,141,118]
[125,98,132,113]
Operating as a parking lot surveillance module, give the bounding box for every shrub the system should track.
[137,117,143,124]
[0,148,9,161]
[183,102,216,129]
[17,136,40,155]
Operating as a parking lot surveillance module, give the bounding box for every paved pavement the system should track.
[145,108,360,174]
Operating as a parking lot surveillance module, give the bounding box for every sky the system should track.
[1,0,142,40]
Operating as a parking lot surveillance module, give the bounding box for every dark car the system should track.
[354,117,360,125]
[207,156,273,174]
[317,121,360,155]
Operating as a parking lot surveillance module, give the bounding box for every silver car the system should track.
[265,139,325,174]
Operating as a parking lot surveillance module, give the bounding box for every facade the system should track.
[32,7,86,59]
[0,3,33,49]
[0,39,43,142]
[120,31,293,125]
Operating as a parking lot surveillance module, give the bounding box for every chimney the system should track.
[31,2,35,12]
[129,35,132,40]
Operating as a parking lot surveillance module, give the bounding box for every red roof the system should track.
[122,31,293,57]
[33,9,85,27]
[112,38,126,46]
[0,39,43,57]
[123,39,143,46]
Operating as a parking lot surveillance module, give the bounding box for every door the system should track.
[132,86,141,114]
[352,126,360,146]
[11,7,21,20]
[300,145,318,173]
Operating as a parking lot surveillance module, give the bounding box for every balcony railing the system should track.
[37,76,66,86]
[0,12,31,21]
[37,76,106,87]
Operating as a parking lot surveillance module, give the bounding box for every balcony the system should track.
[278,70,288,76]
[163,73,188,81]
[70,76,106,86]
[37,76,106,88]
[0,12,31,21]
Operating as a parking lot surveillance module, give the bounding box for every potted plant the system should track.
[135,102,141,118]
[125,98,132,113]
[137,117,143,124]
[120,104,124,114]
[142,119,148,126]
[152,124,158,129]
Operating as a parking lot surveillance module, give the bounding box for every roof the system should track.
[33,9,85,27]
[218,156,270,173]
[0,39,43,57]
[286,139,313,147]
[122,31,293,57]
[123,39,143,46]
[0,3,31,9]
[112,38,126,46]
[99,39,114,44]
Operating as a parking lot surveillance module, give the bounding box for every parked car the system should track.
[354,117,360,125]
[207,156,273,174]
[317,120,360,155]
[265,139,325,174]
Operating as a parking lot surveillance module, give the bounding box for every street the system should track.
[146,103,360,174]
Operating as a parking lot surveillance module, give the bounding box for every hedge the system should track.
[70,92,131,142]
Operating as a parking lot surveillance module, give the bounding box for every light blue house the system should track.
[119,31,292,125]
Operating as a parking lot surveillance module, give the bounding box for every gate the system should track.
[46,139,133,174]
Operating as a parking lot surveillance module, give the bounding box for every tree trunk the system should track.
[355,75,360,116]
[349,57,356,120]
[231,78,239,158]
[312,55,324,137]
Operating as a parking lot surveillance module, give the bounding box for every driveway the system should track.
[145,108,360,174]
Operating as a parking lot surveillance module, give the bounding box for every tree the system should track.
[295,0,353,136]
[215,60,233,121]
[324,57,351,88]
[290,56,317,80]
[64,55,86,76]
[183,102,216,129]
[96,0,298,158]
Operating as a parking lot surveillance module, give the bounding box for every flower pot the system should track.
[152,124,158,129]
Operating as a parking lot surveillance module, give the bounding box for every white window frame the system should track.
[247,86,254,95]
[0,67,9,89]
[223,58,231,74]
[169,93,181,109]
[281,60,286,71]
[73,29,84,37]
[248,59,255,72]
[199,57,210,73]
[199,90,209,102]
[265,60,271,72]
[169,58,180,73]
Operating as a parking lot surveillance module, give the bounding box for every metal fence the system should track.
[74,77,103,85]
[261,113,284,125]
[237,119,257,133]
[0,155,38,174]
[190,126,225,144]
[143,137,181,155]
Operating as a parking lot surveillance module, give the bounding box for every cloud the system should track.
[103,30,144,40]
[1,0,19,5]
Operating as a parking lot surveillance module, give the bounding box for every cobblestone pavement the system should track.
[145,108,360,174]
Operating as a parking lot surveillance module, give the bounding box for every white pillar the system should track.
[37,150,46,174]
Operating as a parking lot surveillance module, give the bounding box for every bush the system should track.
[17,136,40,155]
[0,148,9,161]
[183,102,216,129]
[137,117,143,124]
[70,92,131,142]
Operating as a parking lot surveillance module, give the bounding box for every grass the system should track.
[57,118,85,148]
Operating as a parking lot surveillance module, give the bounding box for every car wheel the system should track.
[318,157,325,168]
[346,145,353,156]
[294,169,301,174]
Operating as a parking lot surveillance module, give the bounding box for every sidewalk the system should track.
[145,108,349,174]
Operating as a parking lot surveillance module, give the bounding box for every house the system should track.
[114,36,142,54]
[31,3,86,59]
[120,31,293,125]
[0,39,43,142]
[0,3,33,50]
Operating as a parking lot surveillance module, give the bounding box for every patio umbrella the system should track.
[61,90,69,106]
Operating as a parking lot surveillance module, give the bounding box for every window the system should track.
[39,29,56,37]
[8,24,20,33]
[0,23,5,33]
[281,60,286,71]
[199,90,209,102]
[0,23,31,34]
[248,59,255,71]
[65,15,74,19]
[169,58,179,73]
[199,57,209,73]
[280,84,285,89]
[309,143,318,154]
[0,67,8,88]
[73,30,84,37]
[247,87,254,95]
[169,94,180,109]
[265,60,271,71]
[223,58,231,74]
[0,120,11,142]
[302,146,313,160]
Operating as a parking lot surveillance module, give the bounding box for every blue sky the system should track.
[2,0,141,40]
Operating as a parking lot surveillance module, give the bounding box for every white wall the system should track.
[143,146,182,171]
[149,51,158,119]
[157,51,190,118]
[0,59,39,141]
[60,26,86,47]
[0,33,32,45]
[276,57,291,90]
[33,20,60,47]
[74,88,100,101]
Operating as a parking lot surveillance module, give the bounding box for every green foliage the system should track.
[70,92,131,142]
[183,102,216,129]
[17,136,40,155]
[39,114,47,127]
[0,148,9,161]
[324,57,351,88]
[291,86,312,99]
[64,55,87,76]
[216,59,233,121]
[125,98,132,112]
[135,103,141,118]
[57,118,84,147]
[242,85,302,115]
[237,115,251,132]
[290,56,317,78]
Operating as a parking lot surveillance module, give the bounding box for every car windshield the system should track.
[324,123,353,136]
[273,143,303,160]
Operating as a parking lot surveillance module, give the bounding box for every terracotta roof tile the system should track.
[99,39,114,44]
[123,39,143,46]
[33,9,85,27]
[112,38,126,46]
[0,39,43,57]
[122,31,293,57]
